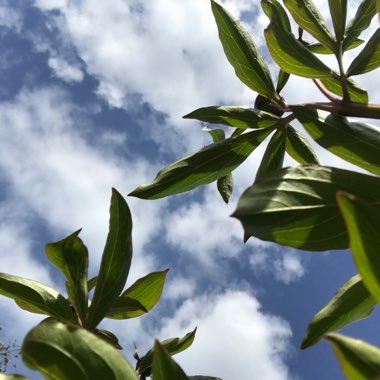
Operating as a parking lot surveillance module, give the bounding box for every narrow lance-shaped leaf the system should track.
[329,0,347,41]
[285,126,319,165]
[347,28,380,76]
[320,76,368,103]
[0,273,76,323]
[232,166,380,251]
[306,39,364,54]
[211,0,281,103]
[262,0,333,78]
[86,189,133,330]
[45,230,88,323]
[325,333,380,380]
[129,128,272,200]
[276,70,290,94]
[292,106,380,175]
[337,193,380,303]
[301,274,376,349]
[22,319,138,380]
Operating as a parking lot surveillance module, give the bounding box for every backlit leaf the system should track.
[328,0,347,41]
[307,39,364,54]
[285,126,319,165]
[276,70,290,93]
[320,76,368,103]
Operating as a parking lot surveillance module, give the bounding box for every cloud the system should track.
[0,5,22,32]
[47,56,84,82]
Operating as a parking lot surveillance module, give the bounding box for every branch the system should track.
[313,79,340,102]
[302,102,380,119]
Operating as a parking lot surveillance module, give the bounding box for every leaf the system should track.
[22,319,138,380]
[255,129,286,181]
[284,0,336,51]
[129,128,272,200]
[307,39,364,54]
[285,126,319,165]
[94,329,123,350]
[0,273,76,323]
[320,76,368,103]
[0,375,29,379]
[151,341,189,380]
[262,0,333,78]
[232,166,380,251]
[276,70,290,93]
[217,173,233,204]
[203,127,225,143]
[87,276,97,292]
[343,0,376,50]
[328,0,347,41]
[325,333,380,379]
[86,189,133,330]
[347,28,380,76]
[301,274,376,349]
[138,328,197,378]
[106,270,168,319]
[292,106,380,175]
[337,193,380,303]
[184,106,280,129]
[46,230,88,323]
[211,0,281,103]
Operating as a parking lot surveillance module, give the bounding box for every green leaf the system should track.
[276,70,290,93]
[307,39,364,54]
[328,0,347,41]
[232,166,380,251]
[211,0,281,103]
[87,276,97,292]
[217,173,233,204]
[343,0,376,50]
[129,128,272,200]
[203,127,225,143]
[151,341,189,380]
[292,106,380,175]
[86,189,133,330]
[0,375,29,379]
[0,273,76,323]
[347,28,380,76]
[325,333,380,379]
[337,193,380,303]
[285,126,319,165]
[320,76,368,103]
[45,230,88,323]
[106,270,168,319]
[301,274,376,349]
[22,319,138,380]
[262,0,333,78]
[284,0,336,51]
[138,328,197,378]
[255,129,286,181]
[94,329,123,350]
[184,106,280,129]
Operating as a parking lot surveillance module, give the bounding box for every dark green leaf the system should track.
[129,128,272,200]
[285,126,319,165]
[325,333,380,379]
[307,39,364,54]
[337,193,380,303]
[46,230,88,323]
[22,319,138,380]
[87,276,97,292]
[347,28,380,76]
[276,70,290,93]
[329,0,347,41]
[138,328,197,377]
[292,106,380,175]
[343,0,376,50]
[301,274,376,349]
[262,0,333,78]
[217,173,233,204]
[320,76,368,103]
[232,166,380,251]
[255,129,286,181]
[203,127,225,143]
[0,273,76,323]
[284,0,336,51]
[94,329,123,350]
[107,270,168,319]
[86,189,133,330]
[184,106,280,129]
[211,0,281,103]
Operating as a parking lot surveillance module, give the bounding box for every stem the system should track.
[313,79,340,102]
[302,102,380,119]
[335,43,350,101]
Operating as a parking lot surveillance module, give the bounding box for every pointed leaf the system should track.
[46,231,88,322]
[0,273,76,323]
[94,329,123,350]
[285,126,319,165]
[320,76,368,103]
[232,166,380,251]
[184,106,280,129]
[203,127,225,143]
[329,0,347,41]
[22,319,138,380]
[86,189,133,329]
[276,70,290,94]
[301,274,376,349]
[211,0,280,102]
[325,333,380,380]
[347,28,380,76]
[217,173,233,204]
[292,106,380,175]
[87,276,97,292]
[307,39,364,54]
[129,128,272,200]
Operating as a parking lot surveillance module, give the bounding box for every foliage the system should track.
[130,0,380,378]
[0,328,19,374]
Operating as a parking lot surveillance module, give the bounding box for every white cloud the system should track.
[0,5,22,32]
[48,56,84,82]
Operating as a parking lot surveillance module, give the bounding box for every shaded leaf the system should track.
[328,0,347,41]
[232,166,380,251]
[325,333,380,379]
[86,189,133,330]
[292,106,380,175]
[87,276,97,292]
[217,173,233,204]
[320,76,368,103]
[22,319,138,380]
[94,329,123,350]
[276,70,290,93]
[203,127,225,143]
[285,126,319,165]
[301,275,376,349]
[129,128,272,200]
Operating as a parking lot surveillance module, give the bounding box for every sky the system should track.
[0,0,379,379]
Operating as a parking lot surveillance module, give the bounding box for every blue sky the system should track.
[0,1,379,379]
